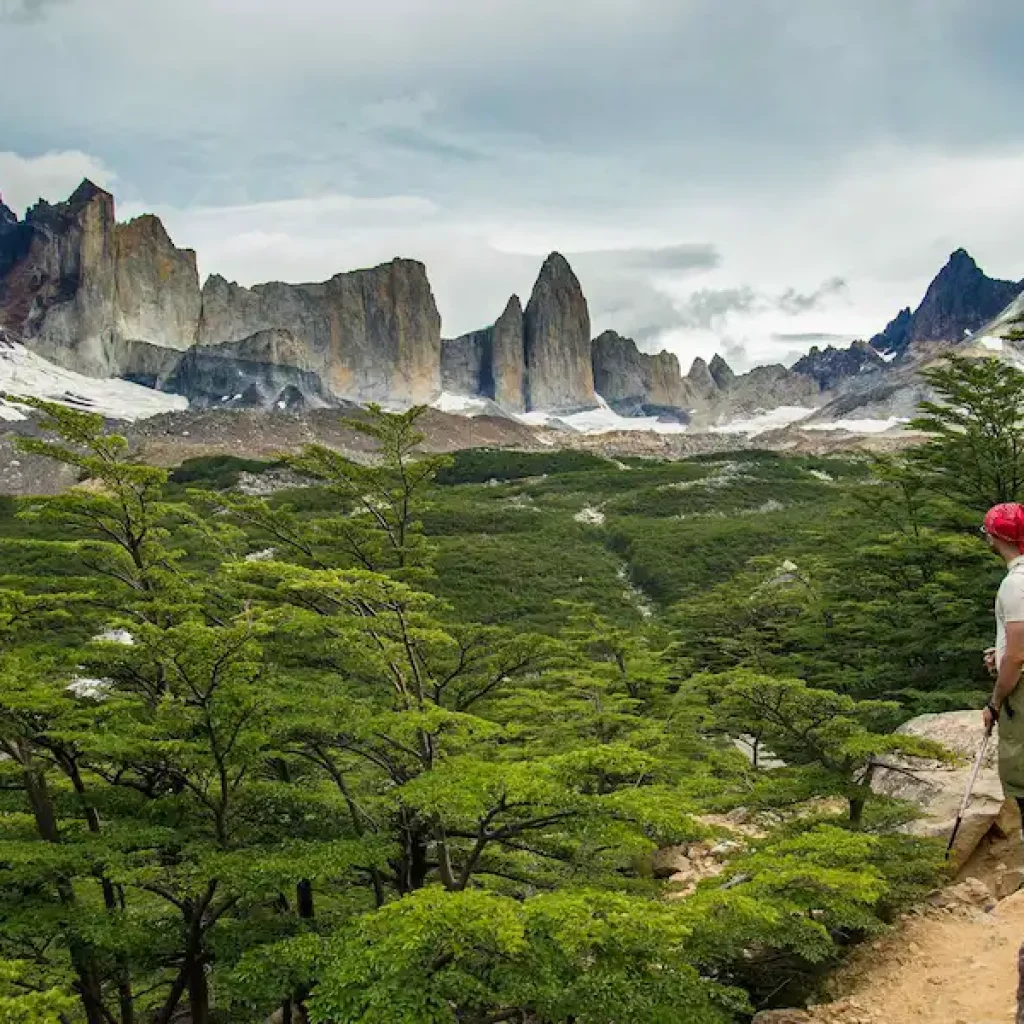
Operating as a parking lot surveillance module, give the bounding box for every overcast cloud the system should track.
[2,0,1024,372]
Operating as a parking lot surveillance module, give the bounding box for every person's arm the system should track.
[988,621,1024,728]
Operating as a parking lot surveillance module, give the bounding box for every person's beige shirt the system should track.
[996,555,1024,666]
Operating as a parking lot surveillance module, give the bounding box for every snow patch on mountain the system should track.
[518,395,689,435]
[804,417,908,434]
[0,338,188,422]
[709,406,815,436]
[432,392,493,416]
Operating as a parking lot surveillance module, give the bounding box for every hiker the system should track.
[982,503,1024,823]
[980,504,1024,1024]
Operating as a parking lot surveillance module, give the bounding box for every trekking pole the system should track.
[946,723,994,859]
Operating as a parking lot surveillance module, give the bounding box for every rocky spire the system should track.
[907,249,1022,346]
[870,250,1023,358]
[523,253,596,412]
[686,356,718,400]
[491,294,525,411]
[708,353,735,390]
[0,195,16,230]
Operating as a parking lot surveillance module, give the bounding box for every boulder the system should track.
[651,844,691,879]
[751,1012,811,1023]
[523,253,596,412]
[871,710,1020,866]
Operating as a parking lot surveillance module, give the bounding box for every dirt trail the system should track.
[795,885,1024,1024]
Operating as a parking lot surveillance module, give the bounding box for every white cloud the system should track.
[0,150,117,215]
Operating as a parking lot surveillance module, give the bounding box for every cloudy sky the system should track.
[3,0,1024,371]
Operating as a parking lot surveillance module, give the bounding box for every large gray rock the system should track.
[871,710,1019,867]
[523,253,596,412]
[0,181,201,377]
[441,329,492,398]
[683,354,821,425]
[162,330,333,411]
[113,214,201,355]
[197,260,441,406]
[591,330,690,419]
[491,295,525,412]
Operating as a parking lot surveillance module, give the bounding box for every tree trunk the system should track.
[67,758,135,1024]
[187,956,211,1024]
[19,746,107,1024]
[297,879,314,920]
[849,796,865,827]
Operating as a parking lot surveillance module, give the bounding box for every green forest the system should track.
[1,355,1022,1024]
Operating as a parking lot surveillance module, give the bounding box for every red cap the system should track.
[984,503,1024,551]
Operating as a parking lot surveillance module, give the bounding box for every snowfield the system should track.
[0,338,188,422]
[708,406,815,436]
[804,417,908,433]
[432,392,493,415]
[517,396,689,434]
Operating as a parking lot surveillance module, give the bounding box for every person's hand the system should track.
[984,647,998,677]
[984,705,998,734]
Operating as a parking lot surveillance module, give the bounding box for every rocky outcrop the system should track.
[708,353,735,390]
[523,253,596,412]
[491,296,526,412]
[871,710,1018,867]
[0,196,19,275]
[441,257,596,414]
[440,296,527,411]
[792,340,886,390]
[197,260,441,406]
[591,330,690,419]
[0,181,443,410]
[113,215,201,356]
[870,251,1023,358]
[908,249,1022,348]
[162,330,332,411]
[686,357,718,402]
[685,356,820,422]
[868,307,912,358]
[0,181,202,378]
[441,329,492,398]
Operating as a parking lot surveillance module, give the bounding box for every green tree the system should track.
[909,354,1024,511]
[696,671,949,825]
